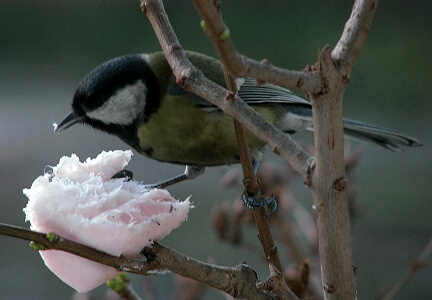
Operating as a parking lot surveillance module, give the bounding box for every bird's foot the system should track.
[241,189,277,217]
[111,169,134,181]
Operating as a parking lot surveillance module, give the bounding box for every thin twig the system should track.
[229,85,285,274]
[208,5,294,298]
[0,223,140,271]
[214,0,284,275]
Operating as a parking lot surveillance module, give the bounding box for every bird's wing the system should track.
[167,76,311,110]
[236,77,311,106]
[166,75,216,109]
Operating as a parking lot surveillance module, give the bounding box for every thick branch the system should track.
[142,243,275,300]
[0,223,275,300]
[305,0,379,296]
[309,47,356,300]
[306,2,379,298]
[141,0,313,178]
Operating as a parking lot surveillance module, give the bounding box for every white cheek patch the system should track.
[87,80,147,125]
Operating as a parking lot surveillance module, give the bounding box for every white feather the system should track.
[87,80,147,125]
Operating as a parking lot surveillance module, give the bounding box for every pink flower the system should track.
[24,150,192,292]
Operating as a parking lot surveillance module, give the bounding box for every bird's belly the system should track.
[136,101,268,166]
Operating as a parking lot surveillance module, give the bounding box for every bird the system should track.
[55,51,422,210]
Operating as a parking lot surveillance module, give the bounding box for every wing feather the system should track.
[166,76,311,110]
[237,77,311,106]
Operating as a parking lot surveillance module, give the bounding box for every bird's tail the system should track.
[341,118,422,151]
[276,106,421,151]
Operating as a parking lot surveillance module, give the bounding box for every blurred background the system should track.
[0,0,431,299]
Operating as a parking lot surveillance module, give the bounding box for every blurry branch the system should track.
[379,237,432,300]
[0,223,276,300]
[140,0,313,179]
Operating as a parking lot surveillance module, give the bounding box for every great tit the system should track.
[55,51,422,188]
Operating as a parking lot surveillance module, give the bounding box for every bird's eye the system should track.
[94,96,105,107]
[86,94,105,110]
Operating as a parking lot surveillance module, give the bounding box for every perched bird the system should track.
[55,51,421,208]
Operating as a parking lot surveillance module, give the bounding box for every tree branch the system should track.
[308,46,356,300]
[143,243,277,300]
[0,223,276,300]
[213,4,290,295]
[332,0,379,76]
[306,1,379,298]
[0,223,138,271]
[192,0,323,94]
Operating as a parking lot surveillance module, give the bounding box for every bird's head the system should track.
[55,54,159,137]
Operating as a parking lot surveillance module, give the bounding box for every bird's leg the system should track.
[241,160,277,217]
[145,165,205,189]
[111,169,134,181]
[111,165,205,189]
[253,160,261,175]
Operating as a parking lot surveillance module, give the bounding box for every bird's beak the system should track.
[54,112,84,133]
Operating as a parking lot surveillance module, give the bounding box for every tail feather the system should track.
[342,118,422,151]
[277,106,422,151]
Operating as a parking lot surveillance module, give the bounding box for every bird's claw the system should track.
[241,189,277,217]
[111,169,134,182]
